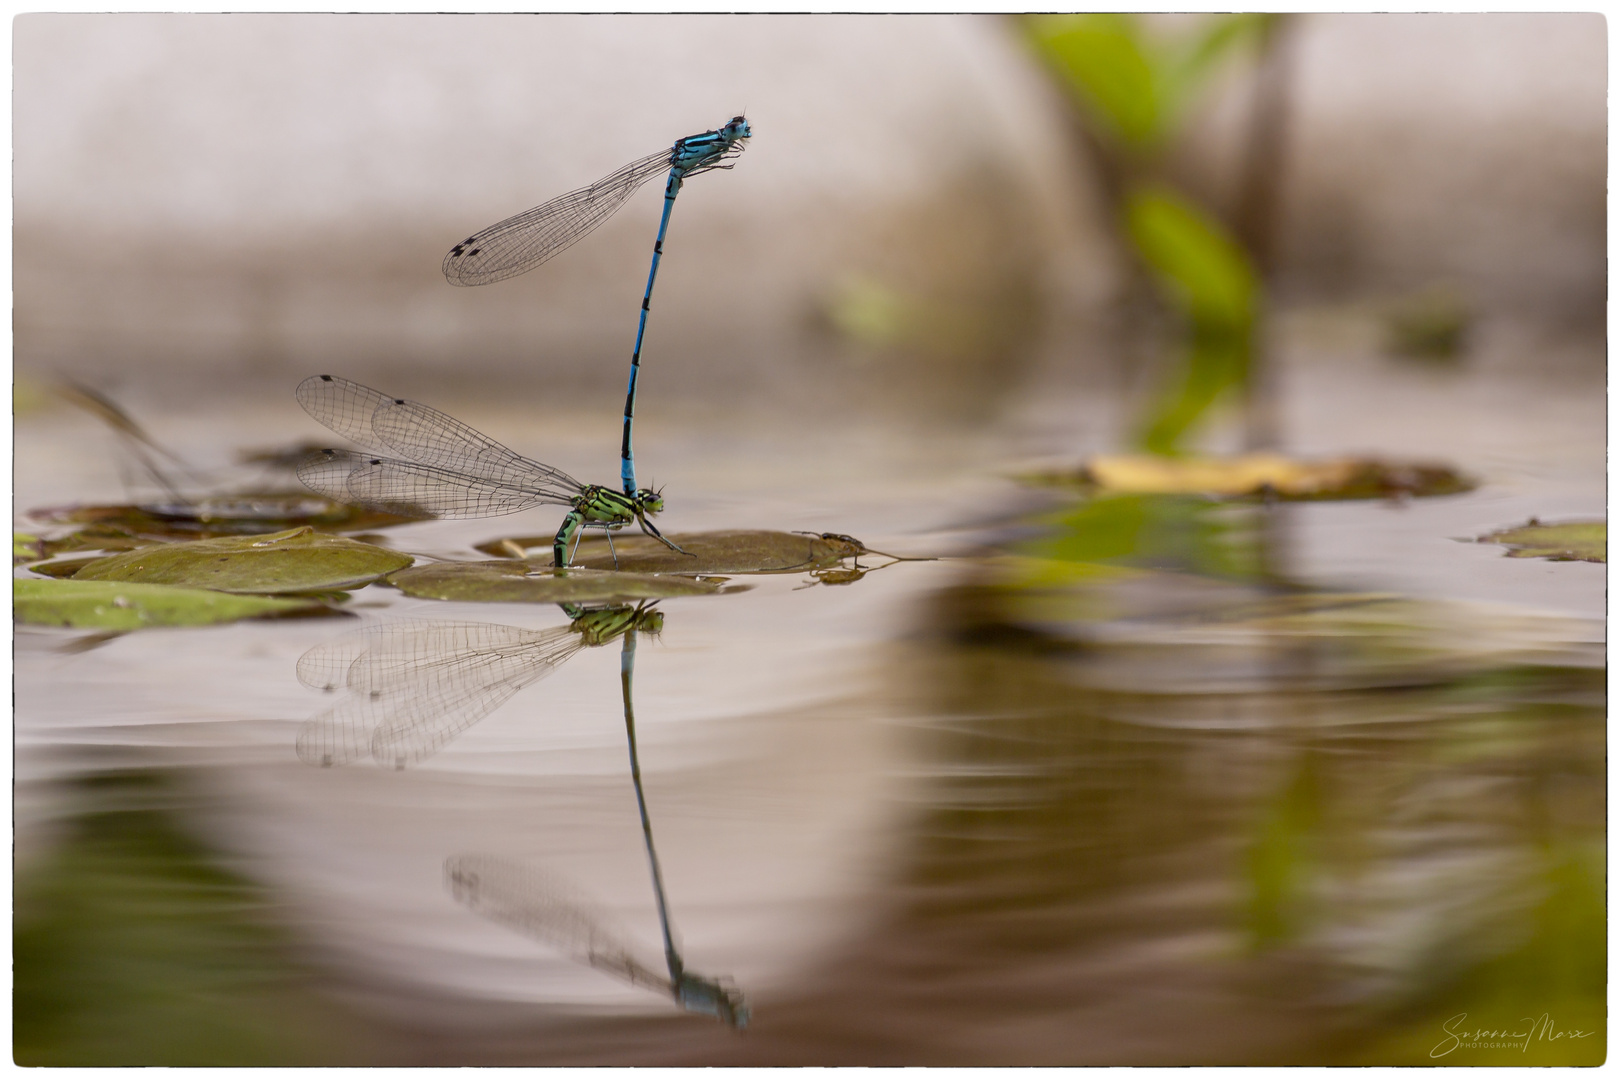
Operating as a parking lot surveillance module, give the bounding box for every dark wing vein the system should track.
[443,150,672,286]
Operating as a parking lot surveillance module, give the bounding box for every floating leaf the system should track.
[26,556,107,579]
[475,530,862,575]
[15,533,44,564]
[29,494,422,540]
[1028,454,1475,501]
[388,561,740,604]
[71,527,412,594]
[1478,519,1605,563]
[15,579,327,630]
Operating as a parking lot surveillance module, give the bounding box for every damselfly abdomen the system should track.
[443,116,752,497]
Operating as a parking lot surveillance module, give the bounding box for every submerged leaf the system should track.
[475,530,861,575]
[1028,454,1475,501]
[1478,519,1605,563]
[387,561,739,604]
[15,579,326,630]
[71,526,412,594]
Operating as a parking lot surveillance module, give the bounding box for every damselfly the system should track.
[443,116,752,497]
[295,604,662,770]
[294,374,688,567]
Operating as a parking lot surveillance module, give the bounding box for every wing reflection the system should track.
[294,604,659,769]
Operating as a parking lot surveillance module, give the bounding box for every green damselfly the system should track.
[295,374,689,567]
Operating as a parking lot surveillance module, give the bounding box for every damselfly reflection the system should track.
[295,604,661,769]
[447,601,747,1027]
[446,854,748,1028]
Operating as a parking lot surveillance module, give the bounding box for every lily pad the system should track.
[1478,519,1605,563]
[387,561,740,604]
[29,493,423,540]
[25,556,108,579]
[475,530,863,574]
[71,526,413,594]
[15,579,327,630]
[1026,453,1475,501]
[14,533,45,564]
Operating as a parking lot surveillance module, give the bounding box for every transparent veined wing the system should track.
[371,397,583,491]
[443,150,672,286]
[294,374,397,454]
[296,449,571,518]
[296,375,582,492]
[445,854,673,995]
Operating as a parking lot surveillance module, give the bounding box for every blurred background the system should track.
[15,13,1604,419]
[14,13,1607,1067]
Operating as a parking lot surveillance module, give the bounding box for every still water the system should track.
[13,345,1606,1065]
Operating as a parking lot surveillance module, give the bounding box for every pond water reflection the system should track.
[13,361,1605,1065]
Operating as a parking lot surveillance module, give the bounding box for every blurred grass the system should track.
[15,771,378,1066]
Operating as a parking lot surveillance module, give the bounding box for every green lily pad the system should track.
[1478,519,1606,563]
[15,579,328,630]
[15,533,44,564]
[26,556,108,579]
[29,493,423,540]
[71,526,413,594]
[475,529,865,574]
[387,561,741,604]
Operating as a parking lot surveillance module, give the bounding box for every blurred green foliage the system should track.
[15,771,374,1065]
[1024,14,1272,454]
[1027,13,1269,151]
[1028,493,1262,582]
[1125,187,1257,452]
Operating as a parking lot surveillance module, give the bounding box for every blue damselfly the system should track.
[443,116,752,496]
[294,374,688,567]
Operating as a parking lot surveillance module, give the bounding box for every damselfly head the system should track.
[723,116,751,141]
[635,487,666,514]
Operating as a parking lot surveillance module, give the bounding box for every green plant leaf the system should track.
[69,526,411,594]
[1026,14,1163,146]
[387,561,742,604]
[1126,185,1256,330]
[1124,186,1259,454]
[1478,520,1605,563]
[15,579,327,630]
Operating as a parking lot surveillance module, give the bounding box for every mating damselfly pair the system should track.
[297,117,752,562]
